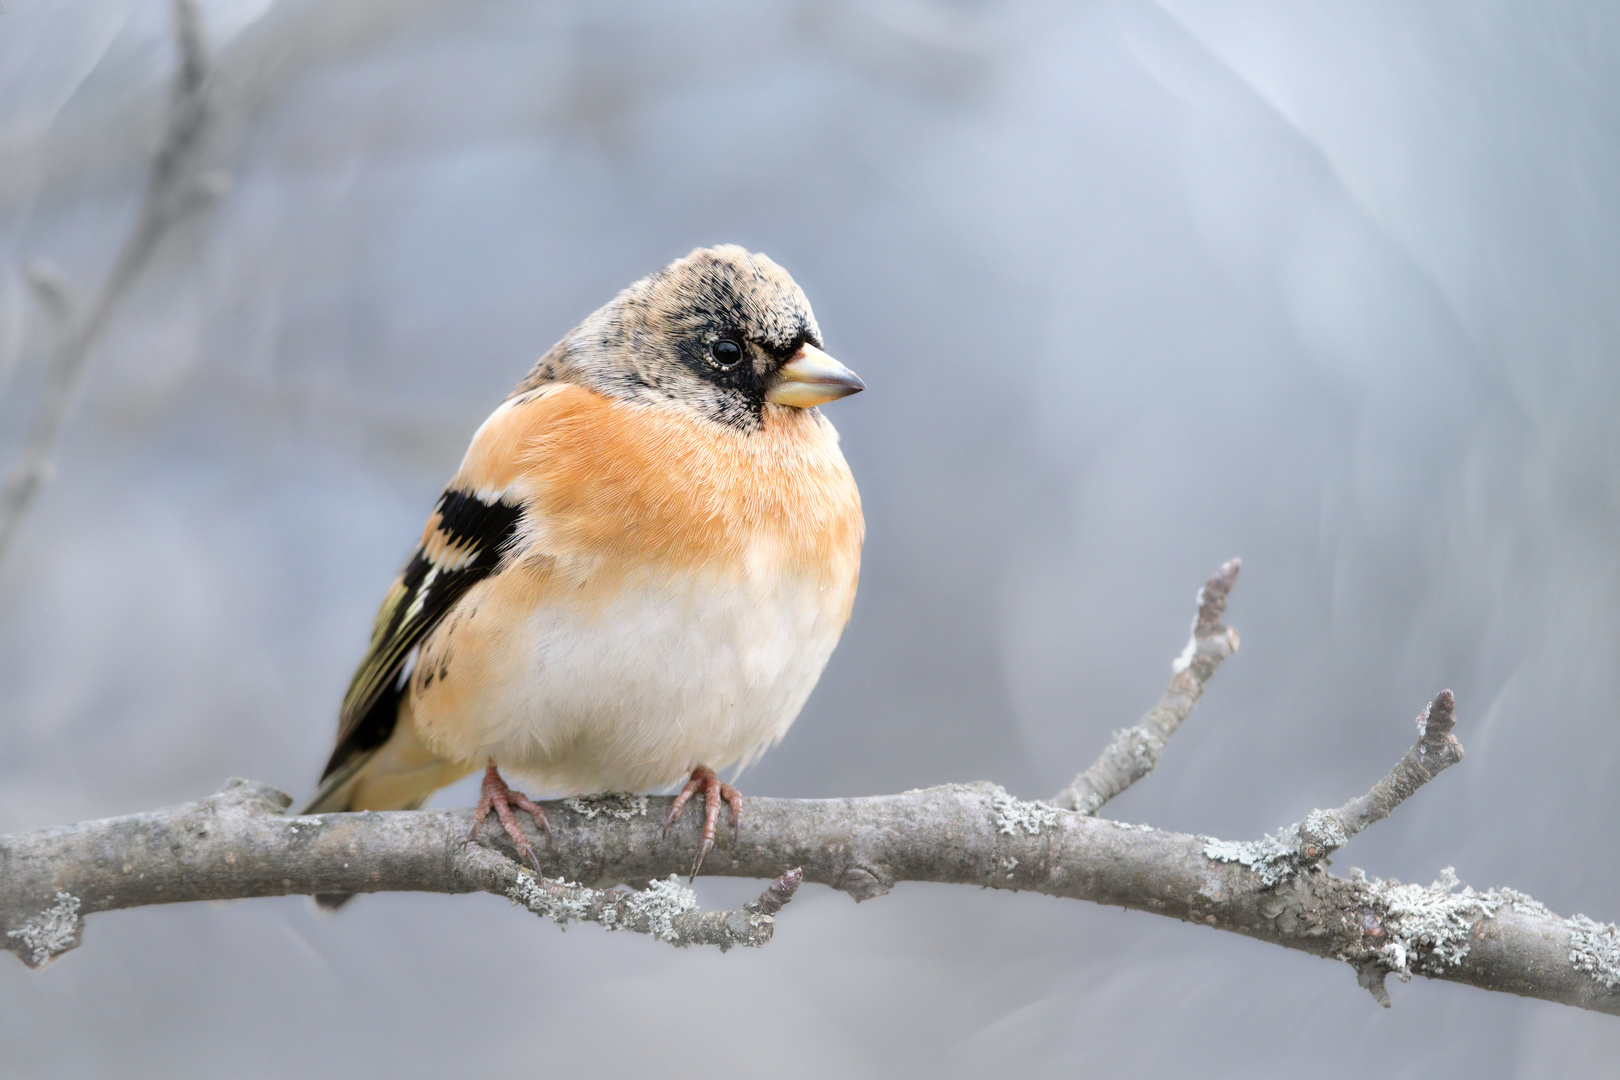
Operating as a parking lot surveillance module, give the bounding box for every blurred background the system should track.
[2,0,1619,1075]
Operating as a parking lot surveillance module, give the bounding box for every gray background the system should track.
[2,0,1619,1075]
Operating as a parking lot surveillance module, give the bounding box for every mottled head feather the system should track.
[514,245,824,431]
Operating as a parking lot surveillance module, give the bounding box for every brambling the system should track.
[304,246,865,898]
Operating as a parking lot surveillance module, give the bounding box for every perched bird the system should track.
[304,246,864,898]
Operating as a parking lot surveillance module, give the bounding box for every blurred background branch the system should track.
[0,0,227,569]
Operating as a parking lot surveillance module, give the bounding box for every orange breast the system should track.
[457,384,864,589]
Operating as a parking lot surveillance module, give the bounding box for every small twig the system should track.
[457,843,800,952]
[1302,689,1462,862]
[1052,558,1241,813]
[0,0,223,570]
[1202,690,1464,888]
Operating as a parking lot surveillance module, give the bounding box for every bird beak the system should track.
[766,344,866,408]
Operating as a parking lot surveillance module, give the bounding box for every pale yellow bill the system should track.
[766,344,866,408]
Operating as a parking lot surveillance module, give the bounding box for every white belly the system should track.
[434,566,847,794]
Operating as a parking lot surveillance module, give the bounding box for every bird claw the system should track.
[468,763,549,872]
[663,765,742,880]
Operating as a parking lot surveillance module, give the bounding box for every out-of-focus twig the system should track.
[1051,558,1241,813]
[21,262,78,330]
[0,0,228,569]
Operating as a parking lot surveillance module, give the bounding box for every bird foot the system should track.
[663,765,742,879]
[468,763,549,872]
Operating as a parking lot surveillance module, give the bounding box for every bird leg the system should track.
[663,765,742,879]
[467,762,549,872]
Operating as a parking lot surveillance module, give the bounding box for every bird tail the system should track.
[300,753,372,816]
[301,711,474,909]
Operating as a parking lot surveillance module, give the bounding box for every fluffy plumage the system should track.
[305,247,864,872]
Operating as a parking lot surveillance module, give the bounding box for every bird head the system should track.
[528,245,865,431]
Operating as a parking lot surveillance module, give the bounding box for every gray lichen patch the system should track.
[622,875,699,943]
[1203,810,1351,887]
[503,871,698,945]
[1117,728,1161,774]
[1202,831,1302,887]
[1071,790,1107,816]
[1488,886,1551,918]
[1343,876,1620,998]
[6,891,82,968]
[1352,867,1503,980]
[561,793,650,821]
[505,874,596,928]
[990,790,1060,836]
[1300,809,1348,850]
[1564,913,1620,991]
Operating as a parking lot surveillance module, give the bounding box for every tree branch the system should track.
[4,563,1615,1018]
[0,0,228,569]
[3,760,1616,1014]
[0,781,800,966]
[1052,557,1241,813]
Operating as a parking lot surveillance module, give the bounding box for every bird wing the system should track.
[316,390,552,785]
[318,486,523,783]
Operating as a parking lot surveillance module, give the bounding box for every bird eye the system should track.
[710,338,743,368]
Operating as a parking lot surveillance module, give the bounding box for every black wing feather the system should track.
[320,489,523,781]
